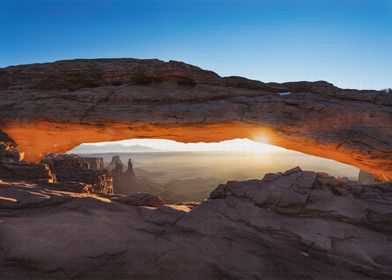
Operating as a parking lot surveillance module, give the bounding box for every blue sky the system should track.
[1,0,391,89]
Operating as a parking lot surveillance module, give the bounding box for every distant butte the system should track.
[0,58,391,180]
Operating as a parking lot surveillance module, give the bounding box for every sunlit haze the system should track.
[70,138,360,182]
[84,138,283,153]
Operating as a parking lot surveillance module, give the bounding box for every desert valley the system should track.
[70,140,361,203]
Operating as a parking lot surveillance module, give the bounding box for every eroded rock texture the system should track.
[0,168,391,279]
[106,155,125,171]
[110,156,159,195]
[82,157,104,170]
[0,59,391,180]
[0,131,113,194]
[42,153,113,194]
[0,131,55,182]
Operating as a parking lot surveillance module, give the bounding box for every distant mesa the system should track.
[71,144,163,154]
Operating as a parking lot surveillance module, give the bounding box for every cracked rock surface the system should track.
[1,167,391,279]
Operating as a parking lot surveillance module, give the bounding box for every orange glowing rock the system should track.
[0,58,391,181]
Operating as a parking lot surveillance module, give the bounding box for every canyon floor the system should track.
[1,167,392,279]
[77,149,360,203]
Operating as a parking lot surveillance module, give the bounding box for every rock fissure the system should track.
[1,163,392,278]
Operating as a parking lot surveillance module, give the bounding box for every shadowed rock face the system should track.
[82,157,104,170]
[42,153,113,195]
[0,131,55,182]
[110,157,159,195]
[106,155,125,171]
[0,58,391,180]
[358,170,378,184]
[0,168,391,279]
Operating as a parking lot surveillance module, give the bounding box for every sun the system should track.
[224,138,283,153]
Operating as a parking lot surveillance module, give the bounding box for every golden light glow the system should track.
[2,120,390,181]
[81,138,283,153]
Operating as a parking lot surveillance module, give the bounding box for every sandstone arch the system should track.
[0,59,391,181]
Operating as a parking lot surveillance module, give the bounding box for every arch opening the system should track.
[68,138,361,203]
[2,120,390,182]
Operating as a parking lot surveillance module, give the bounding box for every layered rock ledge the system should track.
[42,153,113,194]
[0,130,55,182]
[0,168,391,279]
[0,59,391,180]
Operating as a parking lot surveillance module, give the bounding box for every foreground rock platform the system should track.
[1,168,391,279]
[0,58,391,181]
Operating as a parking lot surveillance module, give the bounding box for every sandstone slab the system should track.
[0,169,391,279]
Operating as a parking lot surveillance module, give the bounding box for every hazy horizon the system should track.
[70,138,283,153]
[70,138,360,183]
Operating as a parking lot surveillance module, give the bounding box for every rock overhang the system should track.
[0,58,391,181]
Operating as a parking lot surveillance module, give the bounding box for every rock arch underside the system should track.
[2,58,392,279]
[0,58,391,181]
